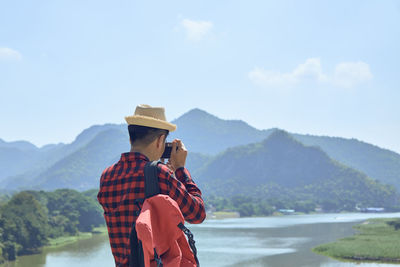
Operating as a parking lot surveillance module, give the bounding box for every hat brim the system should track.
[125,115,177,132]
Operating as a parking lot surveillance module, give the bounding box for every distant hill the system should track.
[169,108,272,154]
[0,147,38,182]
[0,138,39,152]
[39,123,125,165]
[1,126,212,191]
[292,134,400,190]
[33,128,130,190]
[0,124,125,188]
[195,130,398,209]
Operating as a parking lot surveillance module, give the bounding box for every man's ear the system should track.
[157,134,166,149]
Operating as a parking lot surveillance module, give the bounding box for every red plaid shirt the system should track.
[97,152,206,267]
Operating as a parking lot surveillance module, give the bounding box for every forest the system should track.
[0,189,103,263]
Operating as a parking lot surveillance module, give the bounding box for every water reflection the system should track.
[5,234,114,267]
[191,213,400,267]
[191,221,355,266]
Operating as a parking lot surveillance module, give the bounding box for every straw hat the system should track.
[125,104,177,132]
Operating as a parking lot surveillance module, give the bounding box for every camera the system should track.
[161,142,177,159]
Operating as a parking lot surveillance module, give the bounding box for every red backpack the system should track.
[129,161,199,267]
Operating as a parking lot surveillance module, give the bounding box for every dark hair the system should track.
[128,125,169,146]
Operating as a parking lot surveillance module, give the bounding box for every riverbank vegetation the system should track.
[206,195,333,217]
[0,189,104,264]
[313,218,400,263]
[206,193,400,217]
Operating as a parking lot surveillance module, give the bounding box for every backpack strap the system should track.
[144,160,163,266]
[129,223,144,267]
[129,160,161,267]
[178,223,200,267]
[144,161,161,198]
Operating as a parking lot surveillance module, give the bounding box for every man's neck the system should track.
[130,146,155,161]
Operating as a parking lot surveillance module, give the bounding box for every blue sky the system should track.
[1,0,399,153]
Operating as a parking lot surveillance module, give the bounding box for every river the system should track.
[4,213,400,267]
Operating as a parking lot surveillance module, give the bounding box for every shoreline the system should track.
[0,227,108,265]
[44,226,108,249]
[312,218,400,264]
[206,210,398,220]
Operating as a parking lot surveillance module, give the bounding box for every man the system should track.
[97,104,206,267]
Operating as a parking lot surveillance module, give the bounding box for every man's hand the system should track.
[168,139,187,171]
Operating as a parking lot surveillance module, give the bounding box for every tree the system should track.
[0,192,48,255]
[45,189,104,233]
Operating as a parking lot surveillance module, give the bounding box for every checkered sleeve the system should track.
[158,165,206,224]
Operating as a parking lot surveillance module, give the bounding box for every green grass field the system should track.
[46,233,93,248]
[208,211,240,219]
[313,218,400,263]
[46,227,108,248]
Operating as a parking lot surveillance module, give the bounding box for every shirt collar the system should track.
[120,152,150,162]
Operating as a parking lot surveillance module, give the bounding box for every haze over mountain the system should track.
[0,138,39,152]
[1,108,400,199]
[0,124,125,189]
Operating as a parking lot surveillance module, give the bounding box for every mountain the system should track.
[195,130,398,209]
[0,147,38,182]
[1,108,399,195]
[292,134,400,190]
[0,138,54,182]
[0,124,125,187]
[169,108,272,154]
[185,152,213,177]
[32,128,130,190]
[168,109,400,190]
[0,138,39,152]
[38,123,125,165]
[1,124,212,191]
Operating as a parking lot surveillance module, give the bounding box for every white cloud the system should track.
[333,61,373,88]
[248,68,296,88]
[248,58,372,89]
[249,58,326,88]
[181,19,213,42]
[292,58,327,82]
[0,47,22,61]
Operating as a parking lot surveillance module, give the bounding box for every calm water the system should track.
[4,213,400,267]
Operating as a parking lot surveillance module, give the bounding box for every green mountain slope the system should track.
[292,134,400,190]
[169,109,400,190]
[196,130,398,209]
[33,129,130,190]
